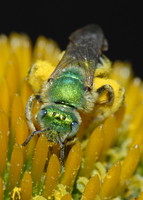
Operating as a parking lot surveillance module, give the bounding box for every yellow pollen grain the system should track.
[79,125,104,178]
[98,161,121,200]
[0,131,7,178]
[21,171,32,200]
[31,134,49,186]
[42,154,60,199]
[61,193,72,200]
[60,143,82,192]
[5,59,19,97]
[114,144,140,196]
[81,174,100,200]
[21,78,33,108]
[27,60,55,94]
[94,77,125,121]
[0,177,3,200]
[15,117,28,160]
[0,109,9,148]
[0,78,10,115]
[6,144,24,192]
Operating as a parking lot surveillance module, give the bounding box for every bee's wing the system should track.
[49,43,78,80]
[49,24,108,88]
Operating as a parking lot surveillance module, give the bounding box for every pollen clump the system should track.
[27,60,56,94]
[0,32,143,200]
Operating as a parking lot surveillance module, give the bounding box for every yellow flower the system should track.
[0,32,143,200]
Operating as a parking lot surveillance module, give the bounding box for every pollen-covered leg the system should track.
[25,94,41,132]
[87,77,125,129]
[96,84,114,105]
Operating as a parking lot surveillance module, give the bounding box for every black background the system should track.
[0,1,143,79]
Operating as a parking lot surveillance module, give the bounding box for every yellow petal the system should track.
[100,114,117,160]
[138,190,143,200]
[15,117,28,160]
[99,161,121,199]
[31,134,49,189]
[21,171,32,200]
[110,60,133,88]
[10,33,32,85]
[0,131,7,178]
[0,79,10,115]
[128,102,143,138]
[125,77,142,114]
[61,193,72,200]
[0,177,3,200]
[0,34,10,85]
[79,125,104,178]
[42,154,60,199]
[9,94,24,156]
[6,144,23,192]
[114,145,140,196]
[60,143,82,192]
[21,78,33,108]
[81,175,100,200]
[5,57,19,97]
[0,109,9,148]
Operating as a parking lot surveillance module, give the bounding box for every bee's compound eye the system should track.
[39,109,47,119]
[68,121,79,138]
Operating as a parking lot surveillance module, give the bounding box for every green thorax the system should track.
[48,67,86,108]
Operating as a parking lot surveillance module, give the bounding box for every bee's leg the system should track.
[21,129,46,147]
[96,84,114,104]
[66,136,78,146]
[58,134,65,167]
[25,94,41,132]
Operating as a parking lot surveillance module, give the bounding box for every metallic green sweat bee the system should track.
[22,24,125,165]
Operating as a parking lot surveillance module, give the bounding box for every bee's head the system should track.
[37,104,81,143]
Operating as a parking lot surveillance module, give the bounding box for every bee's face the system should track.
[37,104,81,143]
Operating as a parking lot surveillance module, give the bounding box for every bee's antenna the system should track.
[58,132,65,167]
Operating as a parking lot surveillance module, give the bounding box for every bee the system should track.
[22,24,125,165]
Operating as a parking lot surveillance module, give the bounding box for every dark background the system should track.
[0,1,143,79]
